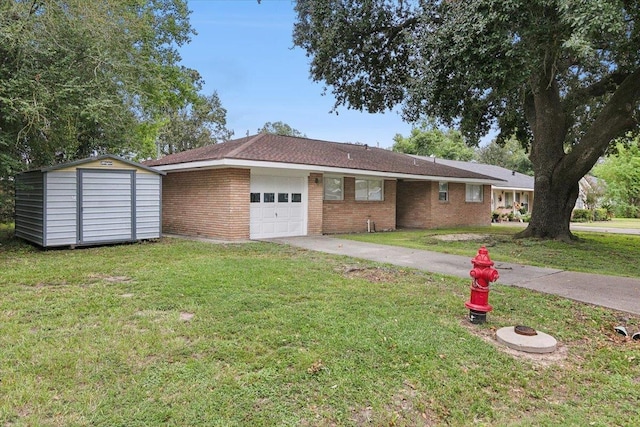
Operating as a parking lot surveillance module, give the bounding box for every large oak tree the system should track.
[293,0,640,240]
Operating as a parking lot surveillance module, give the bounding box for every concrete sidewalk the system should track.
[273,236,640,316]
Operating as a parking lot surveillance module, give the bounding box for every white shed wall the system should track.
[45,171,78,246]
[15,171,45,246]
[136,173,162,239]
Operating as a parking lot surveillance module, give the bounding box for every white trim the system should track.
[154,158,500,185]
[493,186,533,192]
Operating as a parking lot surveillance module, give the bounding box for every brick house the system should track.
[144,134,502,240]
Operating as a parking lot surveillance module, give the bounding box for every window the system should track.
[324,177,343,200]
[250,193,260,203]
[278,193,289,203]
[355,179,383,201]
[438,182,448,202]
[466,184,483,202]
[264,193,275,203]
[292,193,302,203]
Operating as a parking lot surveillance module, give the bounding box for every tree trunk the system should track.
[516,73,577,241]
[517,173,579,242]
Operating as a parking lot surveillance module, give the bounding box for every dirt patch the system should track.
[341,265,409,283]
[104,275,133,283]
[460,320,568,368]
[351,381,435,426]
[433,233,490,242]
[87,274,134,284]
[179,312,195,321]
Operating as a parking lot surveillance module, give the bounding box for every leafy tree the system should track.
[476,136,534,175]
[293,0,640,241]
[0,0,202,172]
[156,70,233,156]
[593,138,640,218]
[258,121,306,137]
[392,121,475,161]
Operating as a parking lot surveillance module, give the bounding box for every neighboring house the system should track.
[144,134,503,240]
[575,175,603,210]
[419,157,600,218]
[414,157,534,216]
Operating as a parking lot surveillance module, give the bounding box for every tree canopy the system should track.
[593,136,640,218]
[156,71,233,156]
[476,137,534,176]
[0,0,214,169]
[293,0,640,240]
[258,121,306,137]
[391,121,475,161]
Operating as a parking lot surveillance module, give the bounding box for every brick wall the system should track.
[307,173,323,235]
[397,181,491,229]
[396,181,433,228]
[323,178,396,234]
[162,168,250,240]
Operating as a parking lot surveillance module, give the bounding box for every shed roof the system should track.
[145,134,503,183]
[22,155,166,175]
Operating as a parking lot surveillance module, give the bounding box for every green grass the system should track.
[573,218,640,229]
[338,226,640,278]
[1,227,640,426]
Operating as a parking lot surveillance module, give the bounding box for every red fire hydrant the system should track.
[465,246,499,324]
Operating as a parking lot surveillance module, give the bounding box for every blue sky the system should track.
[179,0,414,149]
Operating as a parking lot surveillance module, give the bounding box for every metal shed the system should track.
[15,155,165,248]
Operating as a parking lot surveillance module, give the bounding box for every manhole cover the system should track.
[496,326,557,354]
[514,325,538,336]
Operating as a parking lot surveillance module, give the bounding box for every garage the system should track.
[249,174,307,239]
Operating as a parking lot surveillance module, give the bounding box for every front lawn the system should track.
[1,230,639,425]
[574,217,640,229]
[338,226,640,278]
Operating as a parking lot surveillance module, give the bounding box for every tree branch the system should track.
[563,67,640,179]
[29,0,40,17]
[562,71,630,113]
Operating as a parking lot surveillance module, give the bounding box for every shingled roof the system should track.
[145,134,502,182]
[415,157,533,190]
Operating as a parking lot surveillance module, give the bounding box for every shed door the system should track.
[250,175,306,239]
[78,170,135,244]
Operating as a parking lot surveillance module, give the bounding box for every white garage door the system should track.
[250,175,307,239]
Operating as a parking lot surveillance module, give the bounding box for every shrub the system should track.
[571,209,592,222]
[593,208,610,221]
